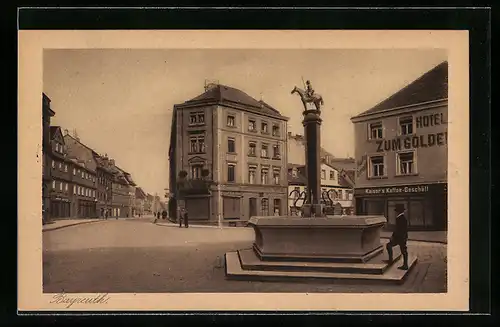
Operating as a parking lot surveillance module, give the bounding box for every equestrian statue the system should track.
[291,79,324,112]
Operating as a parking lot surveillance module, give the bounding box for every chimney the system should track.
[109,159,115,166]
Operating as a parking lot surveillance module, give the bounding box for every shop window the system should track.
[365,199,385,216]
[409,200,425,227]
[369,155,386,178]
[368,122,383,140]
[387,199,407,226]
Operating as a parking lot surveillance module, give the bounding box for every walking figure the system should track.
[386,203,409,270]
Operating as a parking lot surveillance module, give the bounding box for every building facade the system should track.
[169,83,289,224]
[351,61,448,231]
[42,93,55,222]
[94,154,114,218]
[64,134,98,218]
[48,126,73,218]
[134,187,147,216]
[287,162,355,215]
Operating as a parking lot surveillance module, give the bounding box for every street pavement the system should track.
[43,217,447,293]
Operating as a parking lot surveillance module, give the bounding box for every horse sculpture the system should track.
[291,86,324,112]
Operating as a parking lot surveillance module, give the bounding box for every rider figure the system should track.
[305,80,315,99]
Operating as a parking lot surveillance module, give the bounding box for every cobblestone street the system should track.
[43,218,447,293]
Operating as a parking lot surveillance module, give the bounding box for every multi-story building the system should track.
[48,126,73,218]
[42,93,55,222]
[108,163,136,218]
[134,187,147,216]
[94,154,114,218]
[64,134,98,218]
[287,162,355,215]
[169,83,289,224]
[350,61,448,231]
[144,193,153,215]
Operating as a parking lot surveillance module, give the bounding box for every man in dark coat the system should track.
[183,208,189,228]
[386,203,409,270]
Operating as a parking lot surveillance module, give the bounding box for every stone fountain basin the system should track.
[248,215,387,263]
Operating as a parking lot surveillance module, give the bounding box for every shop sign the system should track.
[355,183,446,196]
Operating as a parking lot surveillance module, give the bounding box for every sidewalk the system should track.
[380,231,447,244]
[43,218,105,232]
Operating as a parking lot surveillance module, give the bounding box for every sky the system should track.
[43,48,447,198]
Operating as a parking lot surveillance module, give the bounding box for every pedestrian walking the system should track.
[162,210,167,220]
[386,203,409,270]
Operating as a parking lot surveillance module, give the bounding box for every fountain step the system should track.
[238,248,402,274]
[225,251,417,284]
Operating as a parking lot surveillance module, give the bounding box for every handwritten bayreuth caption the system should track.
[49,293,110,308]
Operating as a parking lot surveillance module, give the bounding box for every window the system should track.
[369,156,385,177]
[227,138,236,153]
[81,171,84,178]
[52,161,55,169]
[399,116,414,135]
[261,144,269,158]
[189,112,205,125]
[73,168,76,175]
[227,115,235,127]
[227,164,236,182]
[369,122,383,140]
[191,164,203,179]
[52,181,56,189]
[261,122,268,133]
[273,169,280,185]
[272,125,280,136]
[346,190,353,201]
[272,144,281,159]
[261,168,269,184]
[330,171,335,180]
[248,119,256,132]
[248,142,256,156]
[64,164,68,172]
[59,182,63,191]
[273,199,281,216]
[261,198,269,216]
[397,151,415,175]
[59,162,62,170]
[93,190,96,198]
[248,166,257,184]
[189,135,206,153]
[55,143,59,152]
[73,185,76,194]
[321,169,326,179]
[65,183,68,192]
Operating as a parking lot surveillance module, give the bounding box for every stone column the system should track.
[302,108,324,217]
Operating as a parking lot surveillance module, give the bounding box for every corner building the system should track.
[350,61,448,231]
[169,83,289,224]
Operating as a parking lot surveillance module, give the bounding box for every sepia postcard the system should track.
[18,30,469,312]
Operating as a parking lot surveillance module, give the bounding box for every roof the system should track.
[351,61,448,119]
[49,126,63,141]
[180,84,285,119]
[135,187,147,199]
[63,134,98,172]
[287,164,308,185]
